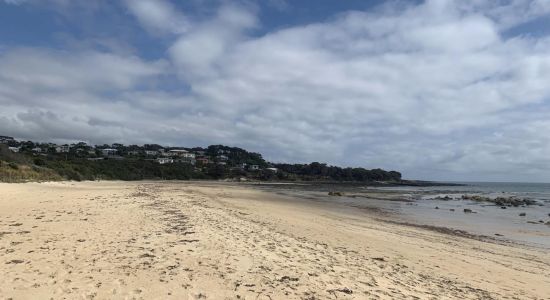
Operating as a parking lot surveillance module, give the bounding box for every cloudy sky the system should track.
[1,0,550,182]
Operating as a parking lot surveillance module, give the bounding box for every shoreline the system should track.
[1,181,549,299]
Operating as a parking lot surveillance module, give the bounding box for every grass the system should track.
[0,161,63,183]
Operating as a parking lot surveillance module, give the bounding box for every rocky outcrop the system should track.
[461,195,538,207]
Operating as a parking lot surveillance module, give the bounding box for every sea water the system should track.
[374,182,550,248]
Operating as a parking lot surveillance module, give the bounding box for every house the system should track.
[266,167,278,172]
[249,165,260,171]
[8,147,20,153]
[196,157,211,164]
[178,156,196,165]
[55,145,70,153]
[0,136,14,144]
[31,147,42,153]
[87,157,104,161]
[168,149,196,162]
[101,148,117,156]
[127,150,141,156]
[168,149,190,156]
[217,155,228,161]
[156,157,174,164]
[145,150,158,156]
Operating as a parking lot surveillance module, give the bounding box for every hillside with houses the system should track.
[0,135,401,182]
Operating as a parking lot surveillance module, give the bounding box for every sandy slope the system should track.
[0,181,549,299]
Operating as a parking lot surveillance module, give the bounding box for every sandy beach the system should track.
[1,181,549,299]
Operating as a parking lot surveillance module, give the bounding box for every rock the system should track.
[328,191,344,196]
[6,259,24,264]
[500,206,507,209]
[463,208,473,213]
[461,195,538,207]
[519,213,526,216]
[278,276,299,282]
[330,288,353,294]
[435,206,439,209]
[495,233,503,236]
[449,208,455,212]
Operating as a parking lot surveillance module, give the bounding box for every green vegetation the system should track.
[273,162,402,182]
[0,141,401,183]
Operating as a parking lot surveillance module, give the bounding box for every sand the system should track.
[0,181,549,299]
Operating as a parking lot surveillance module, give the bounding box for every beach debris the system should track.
[278,275,299,282]
[449,208,455,212]
[372,257,386,261]
[328,191,344,196]
[435,195,452,200]
[6,259,24,264]
[328,287,353,295]
[500,206,507,209]
[463,208,473,213]
[519,213,526,217]
[494,233,503,236]
[139,253,155,258]
[461,195,537,207]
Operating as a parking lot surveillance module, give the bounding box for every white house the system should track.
[55,145,70,153]
[8,147,20,153]
[31,147,42,153]
[156,157,174,164]
[266,167,278,172]
[169,149,189,156]
[0,136,14,144]
[145,150,158,156]
[249,165,260,171]
[101,148,117,156]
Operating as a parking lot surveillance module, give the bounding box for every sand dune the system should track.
[0,181,549,299]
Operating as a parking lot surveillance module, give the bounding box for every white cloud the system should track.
[169,4,258,79]
[124,0,189,35]
[0,48,166,93]
[1,0,550,181]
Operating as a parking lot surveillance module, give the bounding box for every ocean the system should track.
[374,182,550,248]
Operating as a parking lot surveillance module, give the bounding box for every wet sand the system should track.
[0,181,549,299]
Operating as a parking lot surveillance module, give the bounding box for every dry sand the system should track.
[0,181,549,299]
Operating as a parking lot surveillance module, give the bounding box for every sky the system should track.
[1,0,550,182]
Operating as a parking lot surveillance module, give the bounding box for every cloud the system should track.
[0,48,166,94]
[169,4,258,79]
[124,0,189,35]
[1,0,550,181]
[165,0,550,179]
